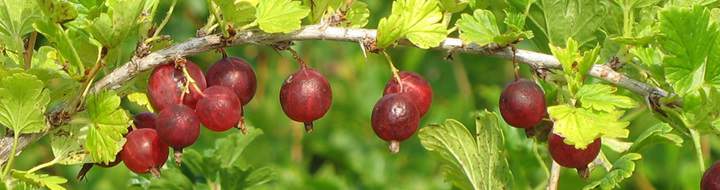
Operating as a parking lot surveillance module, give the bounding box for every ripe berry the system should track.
[196,86,243,132]
[499,79,546,129]
[155,104,200,164]
[120,128,169,176]
[371,93,420,153]
[147,61,207,112]
[206,56,257,105]
[279,66,332,132]
[133,112,157,129]
[383,71,433,116]
[548,133,601,178]
[702,161,720,190]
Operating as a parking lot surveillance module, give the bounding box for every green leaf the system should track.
[548,105,630,149]
[582,153,642,190]
[438,0,468,13]
[304,0,342,23]
[576,84,636,112]
[84,0,147,47]
[213,0,257,28]
[0,73,50,135]
[629,123,683,152]
[457,9,500,46]
[50,124,89,165]
[526,0,608,51]
[147,167,194,190]
[659,6,720,95]
[219,166,276,189]
[256,0,310,33]
[35,0,77,24]
[376,0,448,49]
[127,92,154,112]
[34,21,93,78]
[180,149,221,180]
[342,1,370,28]
[75,91,130,163]
[418,110,510,190]
[11,170,67,190]
[211,127,263,168]
[549,38,601,93]
[0,0,41,54]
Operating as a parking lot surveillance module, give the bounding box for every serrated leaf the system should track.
[549,105,630,149]
[34,21,92,78]
[659,6,720,95]
[576,84,636,112]
[11,170,67,190]
[582,153,642,190]
[342,1,369,28]
[35,0,77,24]
[526,0,608,51]
[76,91,130,163]
[213,0,257,27]
[0,73,50,135]
[376,0,448,49]
[304,0,342,23]
[256,0,310,33]
[84,0,146,47]
[50,124,89,165]
[0,0,41,54]
[127,92,154,112]
[629,123,683,152]
[438,0,468,13]
[457,9,500,46]
[419,110,510,190]
[549,38,601,93]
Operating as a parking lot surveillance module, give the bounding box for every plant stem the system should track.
[547,161,560,190]
[23,32,38,70]
[27,158,59,173]
[151,0,177,39]
[381,51,403,91]
[206,0,229,37]
[691,129,706,171]
[1,134,19,179]
[179,60,204,97]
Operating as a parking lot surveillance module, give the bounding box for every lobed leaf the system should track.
[629,123,683,152]
[526,0,608,51]
[582,153,642,190]
[576,84,636,112]
[376,0,447,49]
[0,0,41,54]
[548,105,630,149]
[11,170,67,190]
[77,91,130,163]
[256,0,310,33]
[456,9,501,46]
[0,73,50,135]
[213,0,257,28]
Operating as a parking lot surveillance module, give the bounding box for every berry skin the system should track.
[206,56,257,105]
[383,71,433,116]
[155,104,200,164]
[279,66,332,132]
[702,161,720,190]
[120,128,169,176]
[548,133,601,178]
[371,93,420,153]
[133,112,157,129]
[499,79,546,129]
[196,86,243,132]
[147,61,207,112]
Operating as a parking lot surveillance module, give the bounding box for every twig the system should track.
[23,32,38,70]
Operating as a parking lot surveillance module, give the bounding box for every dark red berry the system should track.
[703,161,720,190]
[155,104,200,164]
[133,112,157,129]
[120,128,169,176]
[206,56,257,105]
[147,61,207,112]
[196,86,242,132]
[383,71,432,116]
[499,79,546,129]
[279,66,332,132]
[548,133,601,178]
[371,93,420,153]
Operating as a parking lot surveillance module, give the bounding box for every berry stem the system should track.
[76,163,94,181]
[287,48,307,68]
[150,168,161,178]
[388,140,400,154]
[303,122,314,133]
[382,51,404,92]
[237,110,248,134]
[511,45,520,81]
[177,59,205,99]
[174,149,183,166]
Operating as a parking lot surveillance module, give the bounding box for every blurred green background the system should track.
[13,1,716,189]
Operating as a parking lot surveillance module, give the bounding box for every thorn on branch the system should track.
[362,38,380,53]
[608,57,623,71]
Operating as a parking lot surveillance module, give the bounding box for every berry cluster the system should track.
[499,78,600,177]
[371,72,433,153]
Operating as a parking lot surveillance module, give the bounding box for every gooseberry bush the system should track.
[0,0,719,189]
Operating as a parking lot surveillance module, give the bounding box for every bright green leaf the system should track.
[127,92,154,112]
[83,0,146,47]
[304,0,342,23]
[438,0,468,13]
[629,123,683,152]
[0,73,50,135]
[376,0,447,49]
[576,84,636,112]
[11,170,67,190]
[549,38,601,93]
[582,153,642,190]
[549,105,630,148]
[75,91,130,163]
[35,0,77,24]
[214,0,257,28]
[342,1,370,28]
[34,21,90,78]
[0,0,41,54]
[256,0,310,33]
[50,124,89,165]
[457,9,500,46]
[526,0,608,51]
[419,110,510,190]
[659,6,720,95]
